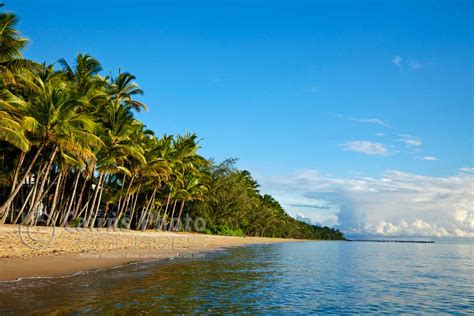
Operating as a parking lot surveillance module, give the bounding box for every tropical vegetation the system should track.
[0,3,344,240]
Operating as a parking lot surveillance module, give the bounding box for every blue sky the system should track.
[10,0,473,237]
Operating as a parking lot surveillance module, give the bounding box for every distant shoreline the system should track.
[0,224,307,281]
[348,239,435,244]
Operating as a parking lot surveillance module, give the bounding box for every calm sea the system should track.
[0,241,473,314]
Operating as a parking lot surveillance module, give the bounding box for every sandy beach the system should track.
[0,224,302,281]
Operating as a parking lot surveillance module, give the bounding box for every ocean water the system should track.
[0,241,473,314]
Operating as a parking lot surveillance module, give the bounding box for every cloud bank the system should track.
[260,169,474,238]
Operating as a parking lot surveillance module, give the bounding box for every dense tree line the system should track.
[0,4,344,240]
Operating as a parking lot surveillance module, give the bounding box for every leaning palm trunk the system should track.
[175,201,186,231]
[153,204,164,229]
[24,148,58,225]
[114,174,135,227]
[12,184,35,224]
[75,163,95,220]
[27,157,47,215]
[53,171,69,226]
[61,171,81,226]
[16,172,59,225]
[127,180,142,229]
[89,181,105,228]
[84,173,104,227]
[72,174,89,219]
[46,171,63,226]
[138,186,157,230]
[0,143,45,219]
[11,152,26,193]
[168,200,178,231]
[115,174,127,220]
[120,194,132,227]
[3,151,27,217]
[160,191,172,230]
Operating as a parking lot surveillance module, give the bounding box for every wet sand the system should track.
[0,224,302,281]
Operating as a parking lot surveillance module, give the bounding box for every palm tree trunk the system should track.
[138,186,157,229]
[0,143,45,218]
[13,172,59,225]
[153,204,163,228]
[115,174,135,227]
[168,200,178,231]
[61,171,81,226]
[116,174,127,217]
[27,157,47,214]
[2,151,26,220]
[101,201,111,228]
[46,172,63,226]
[176,201,186,231]
[24,147,58,224]
[90,179,105,228]
[53,170,69,226]
[127,181,142,229]
[9,151,26,198]
[160,190,172,230]
[12,182,35,224]
[72,173,89,218]
[85,173,103,227]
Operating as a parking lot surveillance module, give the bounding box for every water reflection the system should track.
[0,242,473,314]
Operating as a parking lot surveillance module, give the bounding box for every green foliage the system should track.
[189,160,345,240]
[70,218,82,228]
[207,225,245,237]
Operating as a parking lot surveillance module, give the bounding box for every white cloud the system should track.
[339,115,390,127]
[310,85,320,93]
[409,59,422,69]
[342,140,391,156]
[392,55,403,71]
[296,213,313,225]
[351,118,390,127]
[459,167,474,173]
[397,134,422,147]
[259,169,474,238]
[375,133,385,137]
[208,76,223,85]
[392,56,423,71]
[418,156,438,161]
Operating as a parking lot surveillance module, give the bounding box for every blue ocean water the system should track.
[0,241,473,314]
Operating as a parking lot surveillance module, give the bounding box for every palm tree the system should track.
[0,8,39,87]
[0,70,101,223]
[108,70,147,112]
[0,90,30,152]
[0,10,26,61]
[84,71,148,228]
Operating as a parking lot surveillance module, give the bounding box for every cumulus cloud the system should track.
[296,213,313,225]
[342,140,391,156]
[259,169,474,238]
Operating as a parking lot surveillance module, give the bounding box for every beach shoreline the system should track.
[0,224,305,281]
